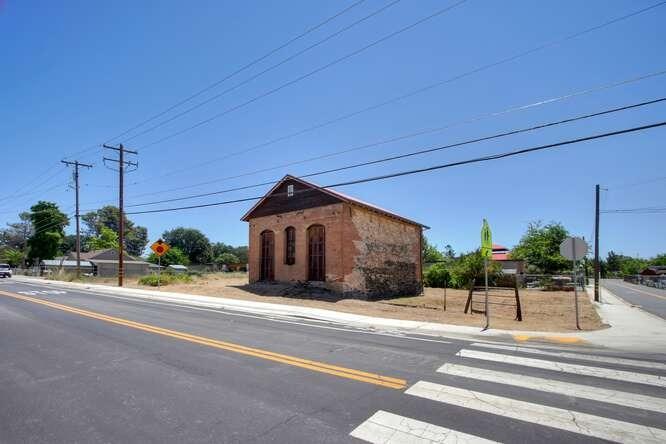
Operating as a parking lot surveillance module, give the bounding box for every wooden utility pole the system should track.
[61,160,93,278]
[103,144,138,287]
[594,184,600,302]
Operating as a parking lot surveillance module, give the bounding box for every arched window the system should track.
[307,224,325,281]
[260,230,274,281]
[284,226,296,265]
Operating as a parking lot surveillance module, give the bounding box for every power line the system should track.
[607,175,666,190]
[122,0,402,144]
[59,1,369,162]
[124,97,666,208]
[137,0,469,150]
[104,0,368,144]
[122,69,666,200]
[125,120,666,215]
[601,205,666,213]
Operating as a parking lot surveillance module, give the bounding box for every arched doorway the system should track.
[260,230,274,281]
[307,225,325,281]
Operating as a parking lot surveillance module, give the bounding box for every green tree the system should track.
[422,236,445,264]
[0,248,25,267]
[212,242,248,264]
[511,221,570,274]
[620,257,648,275]
[0,212,32,251]
[26,201,69,262]
[651,254,666,266]
[424,263,450,288]
[82,206,148,256]
[449,250,502,288]
[215,252,240,266]
[162,227,212,264]
[147,246,190,267]
[87,226,119,251]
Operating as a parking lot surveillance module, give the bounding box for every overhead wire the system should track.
[125,120,666,215]
[123,69,666,200]
[136,0,470,150]
[123,97,666,208]
[122,0,403,144]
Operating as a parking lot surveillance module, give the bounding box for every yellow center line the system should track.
[0,290,406,389]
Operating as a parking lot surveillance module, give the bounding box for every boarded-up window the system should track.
[307,225,325,281]
[284,226,296,265]
[260,230,274,281]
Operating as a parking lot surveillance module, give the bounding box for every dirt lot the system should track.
[73,272,605,332]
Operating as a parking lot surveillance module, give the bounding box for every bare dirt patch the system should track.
[98,272,605,332]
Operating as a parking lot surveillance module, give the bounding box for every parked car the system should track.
[0,263,12,278]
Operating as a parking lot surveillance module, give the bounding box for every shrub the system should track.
[138,273,192,286]
[424,263,450,288]
[449,250,502,289]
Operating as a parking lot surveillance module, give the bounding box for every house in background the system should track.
[492,244,524,274]
[241,175,427,299]
[67,249,151,277]
[41,259,95,275]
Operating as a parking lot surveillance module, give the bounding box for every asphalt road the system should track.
[1,279,665,443]
[603,278,666,319]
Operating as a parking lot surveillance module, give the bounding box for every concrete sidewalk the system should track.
[10,276,666,352]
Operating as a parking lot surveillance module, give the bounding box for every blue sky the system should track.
[1,0,665,258]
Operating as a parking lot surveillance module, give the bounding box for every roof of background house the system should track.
[241,175,428,228]
[492,244,508,251]
[41,260,94,267]
[167,264,188,270]
[70,249,146,263]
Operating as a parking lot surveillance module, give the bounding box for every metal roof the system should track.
[41,260,94,267]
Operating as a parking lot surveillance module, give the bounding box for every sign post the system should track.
[481,219,493,331]
[560,236,588,330]
[150,239,170,289]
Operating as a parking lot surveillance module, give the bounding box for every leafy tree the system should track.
[620,257,648,275]
[82,206,148,256]
[147,246,190,267]
[422,236,445,264]
[0,212,32,251]
[215,252,240,266]
[510,221,570,274]
[651,254,666,266]
[212,242,248,264]
[0,248,25,267]
[26,201,69,262]
[424,263,450,288]
[449,250,502,288]
[87,226,119,251]
[162,227,212,264]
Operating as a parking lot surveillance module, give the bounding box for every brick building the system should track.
[241,175,427,299]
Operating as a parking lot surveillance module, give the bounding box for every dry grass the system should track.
[87,272,604,332]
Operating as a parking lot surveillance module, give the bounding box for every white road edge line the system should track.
[5,280,453,344]
[438,363,666,414]
[457,349,666,387]
[350,410,499,444]
[470,342,666,370]
[406,381,666,444]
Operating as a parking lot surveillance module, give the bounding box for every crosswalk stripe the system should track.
[350,410,499,444]
[471,342,666,370]
[457,349,666,387]
[438,363,666,414]
[406,381,666,444]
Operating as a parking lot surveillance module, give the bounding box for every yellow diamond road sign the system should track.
[150,239,170,257]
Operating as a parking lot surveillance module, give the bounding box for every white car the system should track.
[0,263,12,278]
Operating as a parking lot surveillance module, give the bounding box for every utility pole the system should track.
[61,160,93,278]
[103,144,138,287]
[594,184,600,302]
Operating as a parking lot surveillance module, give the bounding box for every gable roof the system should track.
[241,175,428,228]
[69,249,144,263]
